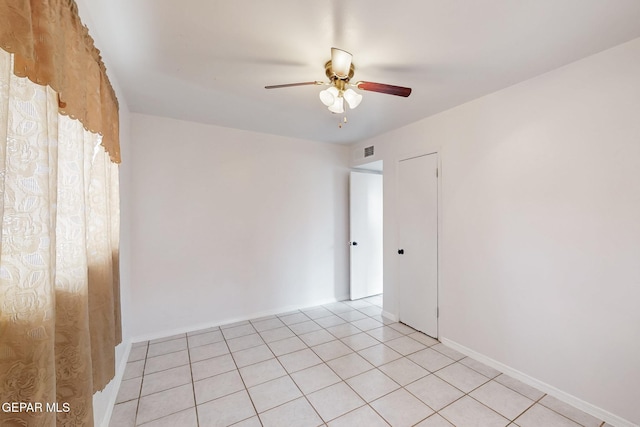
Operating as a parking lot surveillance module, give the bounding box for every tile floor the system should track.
[111,295,609,427]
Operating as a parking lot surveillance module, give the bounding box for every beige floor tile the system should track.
[115,377,142,404]
[239,358,287,388]
[431,343,466,361]
[138,407,197,427]
[247,376,303,413]
[459,357,502,379]
[267,336,307,356]
[231,344,274,368]
[379,357,429,386]
[494,374,546,401]
[315,314,347,328]
[539,395,603,427]
[358,344,403,367]
[289,320,323,335]
[328,405,390,427]
[358,306,383,317]
[188,341,229,363]
[408,332,439,347]
[141,364,192,396]
[291,363,341,394]
[191,353,236,381]
[226,333,265,352]
[301,307,334,319]
[326,352,375,379]
[307,381,365,422]
[259,397,324,427]
[128,345,148,362]
[197,390,256,427]
[137,383,194,425]
[252,317,285,332]
[337,310,369,322]
[415,413,455,426]
[385,336,427,355]
[150,334,186,344]
[387,322,417,335]
[366,326,405,342]
[186,330,223,348]
[514,403,581,427]
[438,395,509,427]
[434,362,490,393]
[299,329,336,347]
[221,323,257,340]
[278,312,311,325]
[147,338,188,357]
[311,339,353,361]
[194,369,245,405]
[109,400,137,427]
[351,317,384,331]
[370,388,434,427]
[186,326,219,336]
[470,381,534,420]
[326,323,362,339]
[278,348,323,373]
[144,350,190,374]
[259,326,296,343]
[346,368,400,402]
[340,332,379,351]
[231,416,262,426]
[405,374,464,411]
[408,348,455,372]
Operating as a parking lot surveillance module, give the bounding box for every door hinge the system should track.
[436,168,439,178]
[437,307,439,318]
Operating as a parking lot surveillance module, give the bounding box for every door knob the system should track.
[398,249,404,254]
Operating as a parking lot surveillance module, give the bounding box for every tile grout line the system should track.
[185,334,200,427]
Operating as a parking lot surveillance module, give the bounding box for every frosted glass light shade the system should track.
[319,86,339,107]
[328,96,344,114]
[343,88,363,109]
[331,48,352,78]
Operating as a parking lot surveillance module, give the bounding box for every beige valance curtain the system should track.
[0,0,121,163]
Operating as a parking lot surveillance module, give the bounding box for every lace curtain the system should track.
[0,49,121,426]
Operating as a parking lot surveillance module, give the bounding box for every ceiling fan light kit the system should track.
[265,47,411,122]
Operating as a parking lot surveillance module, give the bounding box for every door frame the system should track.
[349,168,384,300]
[395,150,441,338]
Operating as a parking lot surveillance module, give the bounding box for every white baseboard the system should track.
[98,340,132,427]
[131,296,351,343]
[440,338,637,427]
[381,310,398,322]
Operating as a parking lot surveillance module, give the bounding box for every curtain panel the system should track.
[0,47,121,426]
[0,0,121,163]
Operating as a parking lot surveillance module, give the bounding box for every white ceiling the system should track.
[81,0,640,145]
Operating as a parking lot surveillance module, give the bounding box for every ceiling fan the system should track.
[265,48,412,115]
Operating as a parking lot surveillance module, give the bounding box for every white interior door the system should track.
[397,154,438,337]
[350,170,383,300]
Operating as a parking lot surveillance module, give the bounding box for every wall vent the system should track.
[364,146,374,158]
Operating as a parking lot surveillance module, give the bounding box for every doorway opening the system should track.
[349,160,384,306]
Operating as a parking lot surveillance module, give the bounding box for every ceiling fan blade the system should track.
[265,81,321,89]
[356,81,412,97]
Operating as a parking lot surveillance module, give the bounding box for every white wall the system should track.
[351,38,640,425]
[129,114,350,338]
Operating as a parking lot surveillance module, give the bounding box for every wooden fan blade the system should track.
[356,81,412,97]
[265,81,321,89]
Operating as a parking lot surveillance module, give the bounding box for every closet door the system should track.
[397,153,438,337]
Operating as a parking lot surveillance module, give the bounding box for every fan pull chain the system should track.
[338,116,348,128]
